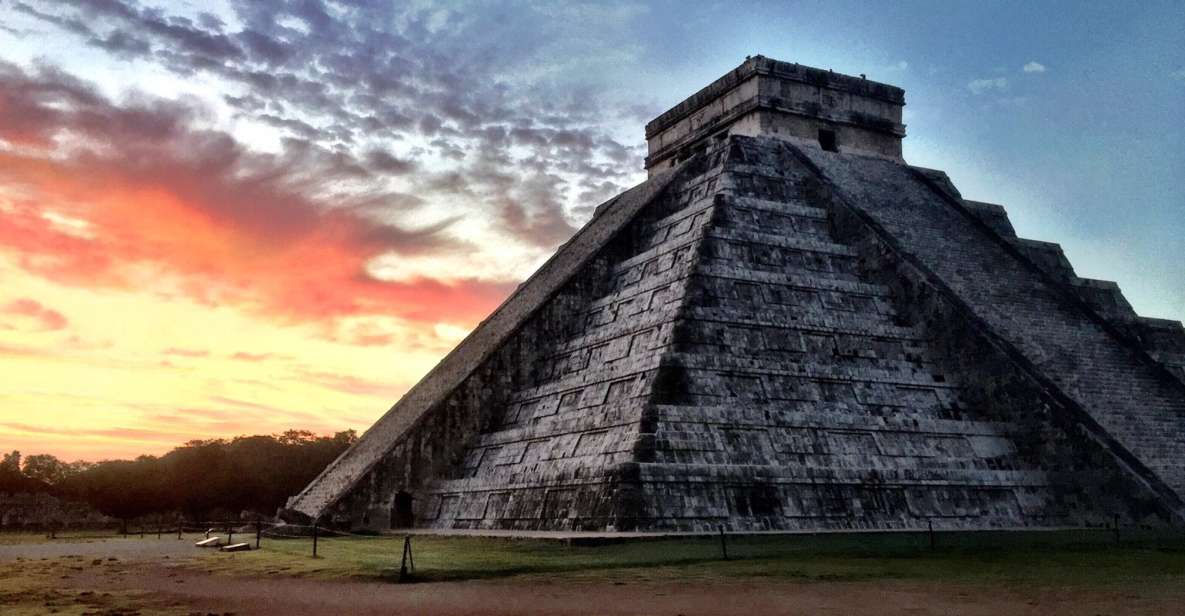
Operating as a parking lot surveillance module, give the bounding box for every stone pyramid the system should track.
[285,56,1185,532]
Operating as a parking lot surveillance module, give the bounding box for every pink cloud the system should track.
[230,351,276,362]
[0,62,513,328]
[162,347,209,357]
[2,297,68,331]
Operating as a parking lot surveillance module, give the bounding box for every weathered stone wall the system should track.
[292,58,1184,532]
[958,193,1185,384]
[628,137,1167,531]
[793,141,1185,515]
[645,56,905,174]
[408,153,724,531]
[288,166,686,525]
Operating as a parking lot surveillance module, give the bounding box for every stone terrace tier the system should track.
[645,56,906,174]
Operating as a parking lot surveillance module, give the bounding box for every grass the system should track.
[0,556,182,615]
[194,528,1185,588]
[3,529,1182,614]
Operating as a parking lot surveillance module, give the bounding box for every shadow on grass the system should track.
[237,529,1185,586]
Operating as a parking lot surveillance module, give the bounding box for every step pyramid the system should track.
[285,56,1185,532]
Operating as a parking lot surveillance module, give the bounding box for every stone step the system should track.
[650,404,1012,435]
[666,352,959,390]
[681,307,925,341]
[707,226,856,257]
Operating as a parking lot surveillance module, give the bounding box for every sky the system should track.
[0,0,1182,462]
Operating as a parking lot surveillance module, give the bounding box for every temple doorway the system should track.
[391,491,415,528]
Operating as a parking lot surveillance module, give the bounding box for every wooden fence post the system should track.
[718,526,729,560]
[255,518,262,550]
[312,521,319,558]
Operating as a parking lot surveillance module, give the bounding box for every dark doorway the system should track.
[818,128,838,152]
[391,491,415,528]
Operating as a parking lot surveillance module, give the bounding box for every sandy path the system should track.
[67,562,1184,616]
[15,538,1183,615]
[0,535,210,561]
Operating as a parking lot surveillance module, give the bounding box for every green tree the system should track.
[1,450,20,473]
[22,454,71,485]
[36,429,356,522]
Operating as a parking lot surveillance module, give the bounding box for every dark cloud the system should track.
[1,0,661,333]
[13,0,648,252]
[364,149,416,175]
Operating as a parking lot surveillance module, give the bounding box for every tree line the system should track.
[0,430,356,527]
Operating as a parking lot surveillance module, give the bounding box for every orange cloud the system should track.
[2,297,68,331]
[162,347,209,358]
[295,368,410,398]
[0,62,513,329]
[230,352,269,361]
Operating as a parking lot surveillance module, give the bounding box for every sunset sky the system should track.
[1,1,1182,462]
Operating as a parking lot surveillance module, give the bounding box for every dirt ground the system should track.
[67,562,1185,616]
[6,537,1185,615]
[0,534,200,561]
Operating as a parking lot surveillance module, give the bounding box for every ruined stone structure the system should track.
[285,56,1185,533]
[0,492,112,530]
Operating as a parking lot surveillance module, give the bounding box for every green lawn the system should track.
[196,529,1185,587]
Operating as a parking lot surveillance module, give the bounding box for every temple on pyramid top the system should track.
[645,56,906,174]
[284,56,1185,535]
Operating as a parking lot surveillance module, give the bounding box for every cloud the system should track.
[295,368,408,398]
[2,298,68,331]
[0,60,510,326]
[1022,61,1046,73]
[162,347,209,358]
[0,421,190,444]
[230,351,277,362]
[0,0,662,331]
[967,77,1008,94]
[0,341,51,357]
[13,0,647,253]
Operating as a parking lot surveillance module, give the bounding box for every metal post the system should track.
[1114,514,1121,545]
[255,518,262,550]
[228,526,234,545]
[399,536,411,582]
[157,517,161,540]
[312,522,319,558]
[177,521,182,540]
[928,520,935,551]
[718,526,729,560]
